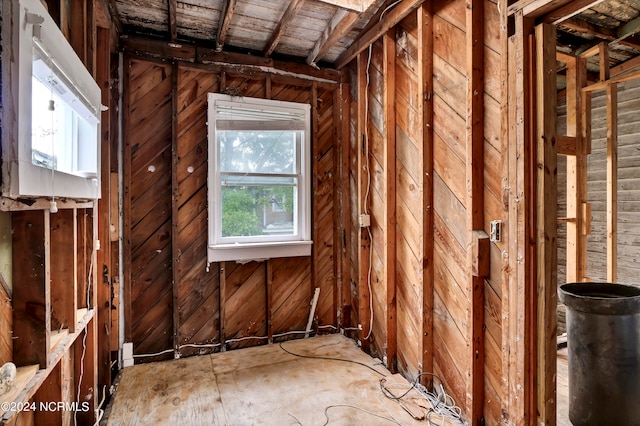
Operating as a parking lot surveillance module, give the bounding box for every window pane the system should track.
[31,54,98,176]
[221,185,295,238]
[219,131,296,174]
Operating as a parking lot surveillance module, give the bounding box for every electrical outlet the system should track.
[490,220,502,243]
[359,214,370,228]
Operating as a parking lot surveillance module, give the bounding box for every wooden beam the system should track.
[418,2,434,390]
[505,12,535,424]
[219,264,226,350]
[542,0,603,25]
[599,42,610,81]
[607,83,618,282]
[168,0,177,41]
[264,0,306,57]
[583,68,640,92]
[617,15,640,41]
[335,0,425,69]
[611,54,640,77]
[557,135,577,155]
[171,63,180,358]
[307,9,360,65]
[216,0,237,51]
[466,0,485,423]
[120,35,342,84]
[382,28,396,373]
[316,0,376,12]
[560,18,640,51]
[565,55,588,283]
[357,51,371,352]
[508,0,573,18]
[337,80,352,332]
[95,25,113,396]
[535,22,557,426]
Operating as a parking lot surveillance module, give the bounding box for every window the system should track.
[1,0,101,200]
[31,45,99,177]
[207,94,312,263]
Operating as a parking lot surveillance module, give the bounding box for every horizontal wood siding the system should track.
[558,77,640,286]
[123,56,340,359]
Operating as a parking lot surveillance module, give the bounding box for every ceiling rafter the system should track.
[561,17,640,51]
[216,0,237,52]
[542,0,605,25]
[335,0,425,69]
[168,0,177,41]
[307,9,360,65]
[264,0,306,57]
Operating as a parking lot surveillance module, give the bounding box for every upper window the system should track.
[1,0,101,200]
[207,94,312,263]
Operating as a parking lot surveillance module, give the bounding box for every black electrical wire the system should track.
[278,342,387,377]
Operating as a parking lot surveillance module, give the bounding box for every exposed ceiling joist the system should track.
[216,0,237,52]
[562,17,640,51]
[508,0,573,18]
[542,0,604,24]
[335,0,425,69]
[264,0,306,57]
[307,9,359,65]
[168,0,177,41]
[316,0,376,12]
[618,15,640,40]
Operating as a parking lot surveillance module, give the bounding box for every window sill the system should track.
[208,240,313,263]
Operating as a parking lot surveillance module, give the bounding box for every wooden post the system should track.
[357,51,371,351]
[418,2,434,387]
[565,54,588,283]
[219,264,226,350]
[607,82,618,282]
[171,63,180,357]
[505,12,535,424]
[466,0,485,421]
[382,29,397,372]
[535,22,557,426]
[337,81,352,331]
[96,24,113,393]
[266,261,273,343]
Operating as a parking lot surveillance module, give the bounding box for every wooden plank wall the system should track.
[558,78,640,286]
[123,57,341,359]
[347,0,504,422]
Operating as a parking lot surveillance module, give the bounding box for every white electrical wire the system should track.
[362,43,374,341]
[130,327,341,359]
[74,329,87,426]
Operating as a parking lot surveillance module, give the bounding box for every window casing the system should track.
[1,0,101,200]
[207,94,312,263]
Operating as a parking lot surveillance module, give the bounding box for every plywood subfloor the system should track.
[106,334,463,425]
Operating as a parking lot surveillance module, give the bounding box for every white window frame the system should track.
[1,0,101,200]
[207,93,312,263]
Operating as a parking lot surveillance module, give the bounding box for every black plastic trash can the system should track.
[558,282,640,426]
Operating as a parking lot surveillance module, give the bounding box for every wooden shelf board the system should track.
[49,329,69,352]
[0,365,39,417]
[0,197,94,212]
[1,309,95,423]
